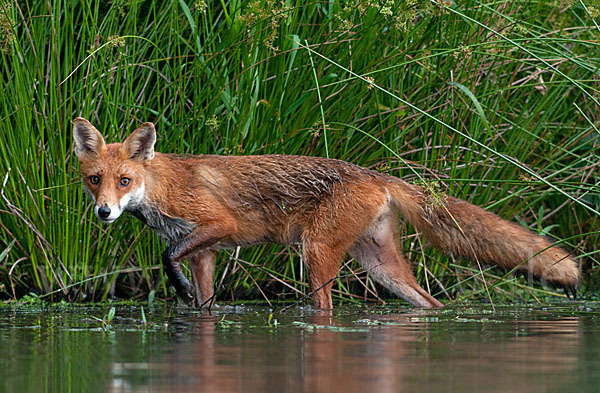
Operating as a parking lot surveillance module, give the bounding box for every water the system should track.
[0,302,599,393]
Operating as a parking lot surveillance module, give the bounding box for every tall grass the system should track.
[0,0,598,305]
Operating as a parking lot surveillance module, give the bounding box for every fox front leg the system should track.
[162,247,195,300]
[162,220,237,301]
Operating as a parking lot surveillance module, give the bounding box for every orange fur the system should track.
[73,118,579,309]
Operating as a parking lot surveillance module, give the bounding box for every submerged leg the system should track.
[189,250,217,307]
[302,239,345,309]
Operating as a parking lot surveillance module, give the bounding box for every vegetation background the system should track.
[0,0,598,306]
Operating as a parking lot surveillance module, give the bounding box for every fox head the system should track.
[73,117,155,223]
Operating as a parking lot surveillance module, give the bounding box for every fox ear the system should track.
[122,122,156,161]
[73,117,107,159]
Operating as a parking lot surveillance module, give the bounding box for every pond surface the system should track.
[0,301,599,393]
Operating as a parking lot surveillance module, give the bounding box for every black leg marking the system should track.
[162,246,194,301]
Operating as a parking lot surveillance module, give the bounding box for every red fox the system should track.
[72,117,579,308]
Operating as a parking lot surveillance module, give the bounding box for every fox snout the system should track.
[94,202,124,224]
[98,204,111,219]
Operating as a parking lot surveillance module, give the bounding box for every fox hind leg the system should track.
[300,183,398,309]
[302,239,346,310]
[349,211,443,308]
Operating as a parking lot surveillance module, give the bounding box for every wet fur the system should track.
[73,118,580,309]
[128,204,197,244]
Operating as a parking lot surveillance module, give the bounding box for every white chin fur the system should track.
[120,184,145,210]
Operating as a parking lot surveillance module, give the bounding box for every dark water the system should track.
[0,302,599,393]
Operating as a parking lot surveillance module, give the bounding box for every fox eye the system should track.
[119,177,131,187]
[89,175,100,185]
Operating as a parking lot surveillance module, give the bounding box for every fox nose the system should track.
[98,204,111,219]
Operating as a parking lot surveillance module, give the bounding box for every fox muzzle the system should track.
[94,203,123,223]
[98,204,111,220]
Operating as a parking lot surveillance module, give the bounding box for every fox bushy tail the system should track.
[389,180,580,289]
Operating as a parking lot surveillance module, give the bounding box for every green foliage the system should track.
[90,306,116,330]
[0,0,598,305]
